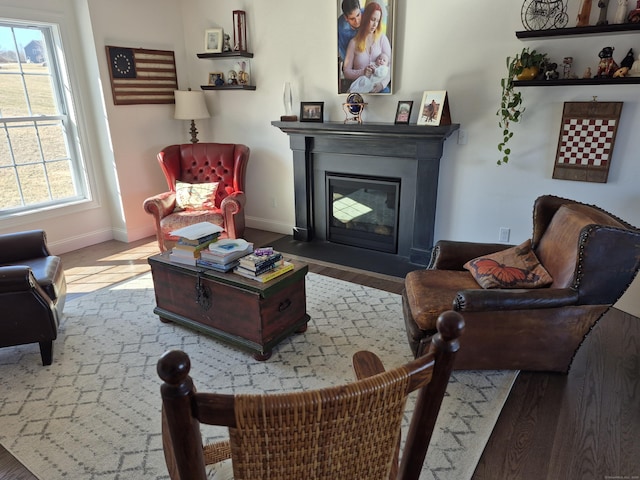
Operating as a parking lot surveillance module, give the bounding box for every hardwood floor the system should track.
[1,229,638,479]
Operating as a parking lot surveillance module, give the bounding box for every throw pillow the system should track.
[463,239,553,289]
[174,181,218,211]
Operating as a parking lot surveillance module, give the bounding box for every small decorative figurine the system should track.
[562,57,573,79]
[227,70,238,85]
[596,0,610,25]
[628,54,640,77]
[613,0,628,23]
[236,61,248,85]
[214,73,225,86]
[583,66,593,78]
[577,0,593,26]
[596,46,619,78]
[222,34,232,52]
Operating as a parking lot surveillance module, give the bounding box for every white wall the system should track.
[2,0,639,314]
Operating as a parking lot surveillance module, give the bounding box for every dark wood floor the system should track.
[1,229,639,479]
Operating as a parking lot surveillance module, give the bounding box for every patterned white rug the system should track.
[0,272,517,480]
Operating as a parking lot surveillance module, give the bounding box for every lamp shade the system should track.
[174,90,210,120]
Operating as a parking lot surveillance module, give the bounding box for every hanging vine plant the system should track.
[497,48,548,165]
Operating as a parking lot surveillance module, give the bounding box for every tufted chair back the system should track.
[158,143,248,208]
[143,143,250,252]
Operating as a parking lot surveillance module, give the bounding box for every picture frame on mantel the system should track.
[300,102,324,122]
[394,101,413,124]
[417,90,451,126]
[337,0,396,95]
[204,28,223,53]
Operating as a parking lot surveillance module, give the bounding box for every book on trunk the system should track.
[234,261,294,283]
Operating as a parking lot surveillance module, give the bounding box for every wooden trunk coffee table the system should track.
[148,253,309,360]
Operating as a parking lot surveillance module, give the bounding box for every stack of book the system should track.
[196,238,254,273]
[168,222,223,266]
[234,248,294,283]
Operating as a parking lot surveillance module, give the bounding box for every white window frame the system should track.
[0,17,92,218]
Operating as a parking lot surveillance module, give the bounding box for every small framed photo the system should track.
[204,28,223,53]
[208,72,224,86]
[394,101,413,124]
[417,90,450,126]
[300,102,324,122]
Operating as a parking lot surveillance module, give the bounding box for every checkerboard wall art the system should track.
[553,101,623,183]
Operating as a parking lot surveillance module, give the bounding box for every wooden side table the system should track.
[148,253,309,360]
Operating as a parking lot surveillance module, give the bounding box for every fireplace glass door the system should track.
[326,173,399,253]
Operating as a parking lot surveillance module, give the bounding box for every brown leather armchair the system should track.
[403,195,640,373]
[143,143,250,252]
[0,230,67,366]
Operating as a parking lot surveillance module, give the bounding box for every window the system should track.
[0,20,89,215]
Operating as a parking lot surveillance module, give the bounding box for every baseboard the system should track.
[47,229,115,255]
[246,216,292,235]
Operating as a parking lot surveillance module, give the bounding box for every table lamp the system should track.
[174,89,210,143]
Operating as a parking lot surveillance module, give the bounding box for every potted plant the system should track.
[497,48,548,165]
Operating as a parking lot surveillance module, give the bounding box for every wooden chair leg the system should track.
[39,341,53,366]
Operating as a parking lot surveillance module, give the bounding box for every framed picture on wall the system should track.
[204,28,223,53]
[337,0,396,95]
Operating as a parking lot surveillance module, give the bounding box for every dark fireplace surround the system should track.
[272,121,458,275]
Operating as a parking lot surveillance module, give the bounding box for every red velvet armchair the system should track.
[143,143,250,252]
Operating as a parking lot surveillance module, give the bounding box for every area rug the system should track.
[0,272,517,480]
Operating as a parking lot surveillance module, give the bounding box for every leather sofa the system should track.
[0,230,67,365]
[402,195,640,373]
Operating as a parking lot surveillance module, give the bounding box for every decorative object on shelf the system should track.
[394,100,413,124]
[628,0,640,22]
[280,82,298,121]
[562,56,574,78]
[208,72,224,86]
[342,92,367,123]
[233,10,247,51]
[597,0,611,24]
[553,100,622,183]
[520,0,568,30]
[596,46,619,77]
[583,66,593,77]
[227,70,238,85]
[614,0,629,23]
[577,0,593,26]
[174,89,210,144]
[629,53,640,76]
[300,102,324,123]
[417,91,451,126]
[543,61,560,79]
[222,34,232,52]
[105,46,177,105]
[235,61,249,85]
[497,48,548,164]
[337,0,396,95]
[204,28,223,53]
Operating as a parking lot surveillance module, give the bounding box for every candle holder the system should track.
[233,10,247,52]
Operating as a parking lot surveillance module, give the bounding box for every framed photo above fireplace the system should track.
[337,0,396,95]
[300,102,324,122]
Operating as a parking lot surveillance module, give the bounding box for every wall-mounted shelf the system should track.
[196,51,254,59]
[516,22,640,39]
[514,76,640,87]
[200,84,256,91]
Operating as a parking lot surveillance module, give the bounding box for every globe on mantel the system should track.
[343,93,367,124]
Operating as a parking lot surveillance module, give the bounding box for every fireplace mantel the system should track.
[272,121,459,268]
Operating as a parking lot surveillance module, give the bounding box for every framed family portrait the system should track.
[204,28,223,53]
[394,101,413,124]
[337,0,396,95]
[300,102,324,122]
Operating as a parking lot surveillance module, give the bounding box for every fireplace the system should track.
[326,173,400,253]
[272,121,458,276]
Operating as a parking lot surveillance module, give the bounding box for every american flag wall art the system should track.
[106,46,178,105]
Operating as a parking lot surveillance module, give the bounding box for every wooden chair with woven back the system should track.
[157,311,465,480]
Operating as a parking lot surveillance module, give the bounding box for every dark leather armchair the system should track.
[143,143,250,252]
[0,230,67,366]
[403,195,640,373]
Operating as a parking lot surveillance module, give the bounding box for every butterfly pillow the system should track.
[463,239,553,289]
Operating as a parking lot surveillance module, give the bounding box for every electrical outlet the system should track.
[457,129,468,145]
[499,227,510,243]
